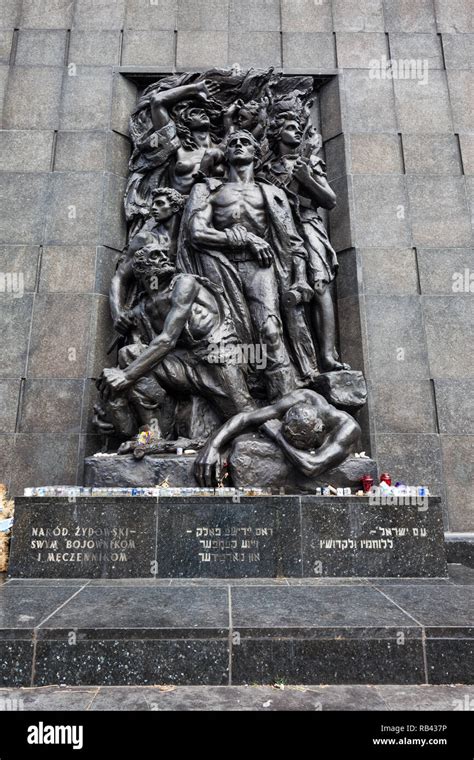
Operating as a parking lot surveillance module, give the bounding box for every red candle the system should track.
[380,472,392,486]
[361,475,374,492]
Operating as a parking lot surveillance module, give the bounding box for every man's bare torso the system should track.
[211,182,268,238]
[141,277,221,342]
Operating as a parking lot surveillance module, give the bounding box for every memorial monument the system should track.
[87,68,373,490]
[3,0,473,697]
[9,68,446,582]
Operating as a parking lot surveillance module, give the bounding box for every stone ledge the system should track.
[230,436,377,491]
[84,446,378,493]
[445,533,474,568]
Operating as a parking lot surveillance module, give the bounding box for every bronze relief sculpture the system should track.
[93,68,367,488]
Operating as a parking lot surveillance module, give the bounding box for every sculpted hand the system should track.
[225,102,238,119]
[194,443,223,487]
[102,367,133,392]
[197,79,220,102]
[292,158,313,185]
[293,279,314,303]
[92,404,115,434]
[114,309,135,336]
[117,440,135,455]
[247,233,273,268]
[225,224,248,249]
[313,278,327,295]
[225,99,244,118]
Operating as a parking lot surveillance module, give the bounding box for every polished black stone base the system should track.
[9,496,447,578]
[0,568,472,687]
[445,532,474,568]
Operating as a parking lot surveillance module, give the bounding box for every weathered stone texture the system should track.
[19,379,84,434]
[388,34,444,69]
[0,131,54,172]
[3,67,63,129]
[122,31,175,67]
[228,32,281,68]
[282,0,333,32]
[336,33,388,68]
[68,31,121,66]
[125,0,177,30]
[332,0,384,32]
[383,0,436,33]
[349,134,403,174]
[283,33,336,69]
[440,436,474,532]
[20,0,73,29]
[15,30,67,66]
[178,0,229,30]
[230,0,281,31]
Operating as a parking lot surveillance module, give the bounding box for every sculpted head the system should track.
[173,100,210,131]
[223,129,261,166]
[278,118,303,148]
[182,104,210,130]
[281,403,326,450]
[131,242,174,284]
[171,99,220,150]
[150,187,186,222]
[235,100,260,130]
[268,114,303,152]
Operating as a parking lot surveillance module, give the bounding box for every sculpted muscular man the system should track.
[100,243,256,438]
[194,388,360,486]
[188,129,315,400]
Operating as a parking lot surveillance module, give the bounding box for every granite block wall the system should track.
[0,0,472,531]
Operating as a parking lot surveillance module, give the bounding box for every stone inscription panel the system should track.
[301,498,447,577]
[9,497,447,578]
[156,497,302,578]
[9,498,157,578]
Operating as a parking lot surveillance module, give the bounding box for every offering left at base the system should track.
[22,485,273,498]
[0,484,14,573]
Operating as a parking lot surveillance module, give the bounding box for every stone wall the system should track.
[0,0,472,531]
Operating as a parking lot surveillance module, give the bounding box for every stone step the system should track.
[0,572,472,687]
[1,684,473,711]
[445,532,474,567]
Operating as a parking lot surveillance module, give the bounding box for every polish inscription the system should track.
[29,525,137,564]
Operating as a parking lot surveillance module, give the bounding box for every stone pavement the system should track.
[0,684,473,711]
